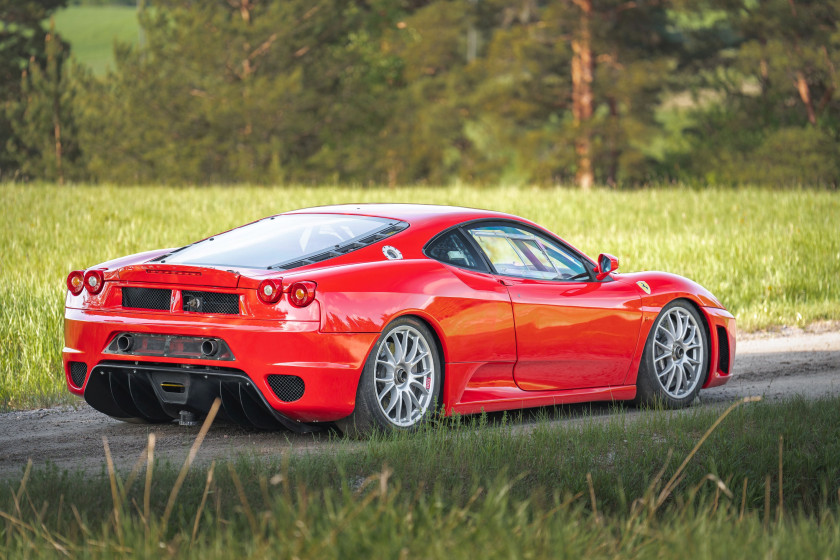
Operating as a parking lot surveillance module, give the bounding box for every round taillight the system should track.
[288,281,316,308]
[258,279,283,304]
[66,271,85,295]
[83,270,105,295]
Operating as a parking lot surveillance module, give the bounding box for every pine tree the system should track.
[6,21,82,183]
[0,0,67,178]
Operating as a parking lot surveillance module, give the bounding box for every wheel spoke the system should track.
[384,387,399,414]
[667,314,678,339]
[409,378,430,396]
[381,345,397,366]
[392,334,405,363]
[665,366,677,391]
[674,364,684,392]
[378,382,395,401]
[407,390,422,413]
[405,335,420,363]
[376,360,395,375]
[400,390,413,420]
[410,350,429,368]
[654,340,671,352]
[658,361,675,379]
[394,390,404,421]
[683,325,696,345]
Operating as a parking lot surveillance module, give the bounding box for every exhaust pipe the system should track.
[201,339,219,357]
[116,333,134,352]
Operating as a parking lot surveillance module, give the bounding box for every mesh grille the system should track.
[69,362,87,388]
[717,326,731,374]
[182,291,240,315]
[122,287,171,310]
[266,375,305,402]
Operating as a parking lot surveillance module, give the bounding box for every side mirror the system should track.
[595,253,619,281]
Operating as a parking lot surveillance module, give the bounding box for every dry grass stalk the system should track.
[655,396,762,510]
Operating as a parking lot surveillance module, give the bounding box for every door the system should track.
[466,223,643,391]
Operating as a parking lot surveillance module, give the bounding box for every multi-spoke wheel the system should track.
[337,317,441,437]
[635,300,709,408]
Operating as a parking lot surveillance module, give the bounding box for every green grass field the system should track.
[52,6,140,75]
[2,396,840,557]
[1,184,839,411]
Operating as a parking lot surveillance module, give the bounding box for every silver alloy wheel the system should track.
[652,306,704,399]
[374,325,435,427]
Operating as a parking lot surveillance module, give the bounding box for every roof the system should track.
[284,203,518,228]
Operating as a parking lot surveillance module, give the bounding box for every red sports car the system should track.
[64,204,735,435]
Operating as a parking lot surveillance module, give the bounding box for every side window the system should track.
[426,230,486,271]
[467,225,589,281]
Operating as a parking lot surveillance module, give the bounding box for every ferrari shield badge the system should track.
[636,280,651,295]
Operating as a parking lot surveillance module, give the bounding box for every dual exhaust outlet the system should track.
[110,333,232,361]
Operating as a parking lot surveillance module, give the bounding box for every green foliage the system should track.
[1,184,838,411]
[70,0,407,185]
[667,0,840,186]
[4,22,84,183]
[2,1,839,186]
[0,0,67,178]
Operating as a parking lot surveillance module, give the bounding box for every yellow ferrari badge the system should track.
[636,281,651,295]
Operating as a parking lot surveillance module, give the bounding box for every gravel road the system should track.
[2,324,838,480]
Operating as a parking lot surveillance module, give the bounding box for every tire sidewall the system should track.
[637,300,709,408]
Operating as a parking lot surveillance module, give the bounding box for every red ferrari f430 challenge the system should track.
[64,204,735,435]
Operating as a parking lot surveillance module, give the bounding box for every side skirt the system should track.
[449,384,637,416]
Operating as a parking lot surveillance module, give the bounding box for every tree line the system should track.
[2,0,838,187]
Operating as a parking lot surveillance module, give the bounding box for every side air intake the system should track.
[266,375,305,402]
[69,361,88,388]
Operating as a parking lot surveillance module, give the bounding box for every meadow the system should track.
[2,184,839,411]
[53,5,139,75]
[1,396,840,557]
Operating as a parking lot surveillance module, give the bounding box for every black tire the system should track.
[337,317,442,438]
[635,300,709,409]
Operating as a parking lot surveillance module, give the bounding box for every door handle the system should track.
[498,279,514,286]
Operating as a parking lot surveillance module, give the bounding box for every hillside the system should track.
[52,5,139,75]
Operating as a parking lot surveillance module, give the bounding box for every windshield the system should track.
[158,214,406,269]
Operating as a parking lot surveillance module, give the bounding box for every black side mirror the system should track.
[595,253,619,281]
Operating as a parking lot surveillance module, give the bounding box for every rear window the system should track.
[158,214,407,269]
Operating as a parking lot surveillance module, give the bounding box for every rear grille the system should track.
[266,375,305,402]
[122,287,171,311]
[69,362,87,388]
[182,291,240,315]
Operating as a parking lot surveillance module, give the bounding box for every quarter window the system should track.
[467,225,589,281]
[426,230,486,271]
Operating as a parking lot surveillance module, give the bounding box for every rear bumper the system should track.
[63,308,377,423]
[700,306,736,389]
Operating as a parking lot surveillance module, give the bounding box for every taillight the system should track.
[288,281,316,308]
[83,270,105,295]
[66,271,85,295]
[258,279,283,304]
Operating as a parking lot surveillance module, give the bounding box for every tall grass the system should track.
[2,396,840,558]
[2,184,839,410]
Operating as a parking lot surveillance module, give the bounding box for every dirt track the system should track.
[1,324,838,480]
